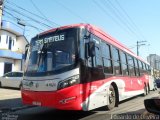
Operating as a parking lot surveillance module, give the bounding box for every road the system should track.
[0,88,159,120]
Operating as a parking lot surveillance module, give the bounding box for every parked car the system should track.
[0,71,23,89]
[155,79,160,88]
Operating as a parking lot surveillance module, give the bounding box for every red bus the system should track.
[21,23,150,111]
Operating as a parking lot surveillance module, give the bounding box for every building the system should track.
[147,54,160,79]
[147,54,160,70]
[0,20,28,76]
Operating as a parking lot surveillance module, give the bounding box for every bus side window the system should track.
[127,55,136,76]
[143,63,147,74]
[141,62,144,74]
[134,58,140,76]
[121,52,129,76]
[112,47,122,75]
[101,42,113,74]
[92,35,103,69]
[138,60,143,75]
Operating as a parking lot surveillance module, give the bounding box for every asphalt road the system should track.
[0,88,159,120]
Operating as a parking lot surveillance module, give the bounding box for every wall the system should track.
[16,36,28,53]
[13,59,21,71]
[0,62,4,76]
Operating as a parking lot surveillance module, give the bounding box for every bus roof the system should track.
[38,23,148,64]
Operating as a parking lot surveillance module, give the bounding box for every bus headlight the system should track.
[58,75,80,90]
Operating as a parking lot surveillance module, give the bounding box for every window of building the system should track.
[13,39,14,46]
[112,47,122,75]
[8,37,12,50]
[6,35,8,44]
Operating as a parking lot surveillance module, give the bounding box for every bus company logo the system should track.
[35,34,65,46]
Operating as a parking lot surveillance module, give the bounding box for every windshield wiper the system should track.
[37,44,47,68]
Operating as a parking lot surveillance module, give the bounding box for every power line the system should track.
[2,8,45,32]
[114,0,147,41]
[30,0,54,27]
[103,0,144,41]
[4,6,52,29]
[54,0,88,23]
[92,0,136,40]
[5,0,60,27]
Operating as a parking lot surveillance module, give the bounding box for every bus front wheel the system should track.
[106,84,117,110]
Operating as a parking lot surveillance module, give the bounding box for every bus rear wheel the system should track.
[143,84,148,96]
[106,84,116,110]
[147,84,150,94]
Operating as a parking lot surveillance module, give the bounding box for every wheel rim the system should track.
[109,85,115,104]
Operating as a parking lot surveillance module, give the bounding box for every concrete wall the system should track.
[13,59,21,71]
[16,36,28,53]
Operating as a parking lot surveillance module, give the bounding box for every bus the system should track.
[21,23,150,111]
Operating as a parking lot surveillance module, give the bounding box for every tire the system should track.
[19,84,22,90]
[143,84,147,96]
[106,84,117,110]
[148,84,150,93]
[147,85,149,95]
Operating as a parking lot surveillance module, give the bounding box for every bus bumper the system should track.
[21,85,82,110]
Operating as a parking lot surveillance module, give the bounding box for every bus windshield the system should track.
[25,28,78,77]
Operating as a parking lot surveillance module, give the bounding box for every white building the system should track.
[0,20,28,76]
[147,54,160,70]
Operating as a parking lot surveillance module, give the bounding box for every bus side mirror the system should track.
[24,44,29,60]
[88,41,95,57]
[85,41,95,59]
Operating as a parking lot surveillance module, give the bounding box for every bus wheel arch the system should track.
[106,82,119,110]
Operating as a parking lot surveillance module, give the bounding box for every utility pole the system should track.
[0,0,4,29]
[136,40,147,56]
[17,19,26,35]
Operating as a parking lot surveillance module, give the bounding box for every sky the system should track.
[2,0,160,61]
